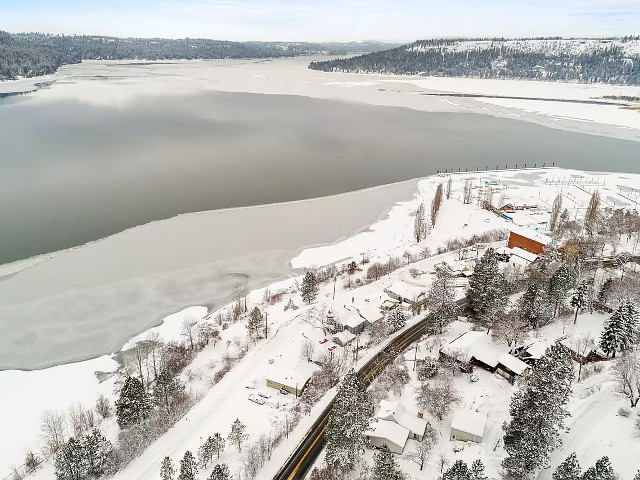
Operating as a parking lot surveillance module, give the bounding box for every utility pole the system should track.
[333,276,337,300]
[413,344,418,371]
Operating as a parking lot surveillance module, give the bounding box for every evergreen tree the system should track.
[519,282,554,329]
[210,432,226,458]
[386,307,407,333]
[502,344,573,478]
[228,418,248,452]
[466,248,508,331]
[548,265,575,316]
[247,307,263,338]
[371,445,403,480]
[153,370,185,413]
[552,453,581,480]
[301,270,319,304]
[177,451,198,480]
[426,265,457,334]
[325,371,374,471]
[443,460,471,480]
[470,459,487,480]
[598,278,613,307]
[582,456,616,480]
[54,437,87,480]
[160,456,175,480]
[622,300,640,351]
[209,464,230,480]
[83,428,113,478]
[198,436,215,468]
[571,281,589,324]
[599,304,628,357]
[115,376,152,429]
[634,470,640,480]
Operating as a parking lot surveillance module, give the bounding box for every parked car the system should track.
[279,387,289,395]
[319,339,328,344]
[328,345,337,351]
[248,394,265,405]
[258,392,272,399]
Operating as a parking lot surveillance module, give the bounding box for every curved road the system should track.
[273,316,434,479]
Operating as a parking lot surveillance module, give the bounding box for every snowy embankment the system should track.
[5,167,640,479]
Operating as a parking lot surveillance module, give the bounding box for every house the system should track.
[384,281,427,306]
[376,400,429,441]
[496,353,530,383]
[440,331,503,372]
[507,228,551,255]
[450,410,486,443]
[265,360,319,396]
[365,419,410,454]
[332,329,355,347]
[334,310,369,335]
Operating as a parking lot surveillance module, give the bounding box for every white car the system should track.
[248,394,265,405]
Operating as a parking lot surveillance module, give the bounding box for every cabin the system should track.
[376,400,429,441]
[507,228,551,255]
[366,420,410,454]
[450,410,486,443]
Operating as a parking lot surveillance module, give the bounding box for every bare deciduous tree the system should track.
[431,183,444,226]
[300,338,316,363]
[408,423,437,470]
[463,180,473,205]
[181,317,198,351]
[612,352,640,408]
[414,202,428,243]
[550,193,563,232]
[39,410,66,455]
[491,311,529,348]
[415,376,460,421]
[446,177,452,200]
[95,394,112,419]
[572,333,595,381]
[67,403,89,437]
[584,190,601,236]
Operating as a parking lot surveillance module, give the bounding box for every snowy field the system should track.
[5,167,640,478]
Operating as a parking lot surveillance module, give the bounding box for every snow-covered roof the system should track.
[451,410,486,438]
[376,400,428,437]
[266,359,319,387]
[525,341,552,360]
[336,311,367,328]
[332,330,355,344]
[511,247,539,263]
[384,280,426,301]
[498,353,530,375]
[511,228,552,246]
[366,419,410,449]
[441,331,507,368]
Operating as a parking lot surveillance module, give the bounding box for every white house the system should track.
[450,410,486,443]
[384,281,427,306]
[376,400,429,441]
[365,419,409,454]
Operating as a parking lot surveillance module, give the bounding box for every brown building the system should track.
[507,229,551,255]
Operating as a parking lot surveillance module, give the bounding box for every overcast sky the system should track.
[1,0,639,42]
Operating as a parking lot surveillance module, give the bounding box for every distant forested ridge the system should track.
[0,31,398,80]
[309,37,640,85]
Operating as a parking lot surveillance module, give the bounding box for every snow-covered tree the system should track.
[177,451,198,480]
[160,456,175,480]
[408,424,437,471]
[54,437,86,480]
[153,370,185,413]
[325,371,374,471]
[247,307,263,339]
[470,460,487,480]
[426,266,457,334]
[371,445,403,480]
[209,432,226,459]
[414,202,429,242]
[622,300,640,351]
[386,307,407,333]
[571,281,589,324]
[198,437,215,468]
[599,303,629,358]
[548,265,575,316]
[443,460,471,480]
[115,376,152,429]
[208,464,230,480]
[584,190,601,236]
[228,418,248,452]
[550,194,563,232]
[492,310,529,348]
[611,351,640,408]
[301,270,319,304]
[466,248,508,331]
[83,428,113,478]
[415,376,459,421]
[431,183,444,226]
[518,282,554,330]
[416,357,439,381]
[582,456,616,480]
[552,453,581,480]
[502,343,574,478]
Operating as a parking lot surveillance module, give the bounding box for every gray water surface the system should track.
[2,88,640,264]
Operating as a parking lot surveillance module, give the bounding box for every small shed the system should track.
[384,281,427,306]
[450,410,486,444]
[366,419,410,454]
[265,360,319,396]
[507,228,551,255]
[496,353,530,383]
[332,330,355,347]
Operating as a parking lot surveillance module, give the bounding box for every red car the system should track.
[328,345,337,351]
[319,339,328,344]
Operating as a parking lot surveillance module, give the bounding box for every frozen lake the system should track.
[1,57,639,369]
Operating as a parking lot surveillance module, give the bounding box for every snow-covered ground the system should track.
[5,167,640,479]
